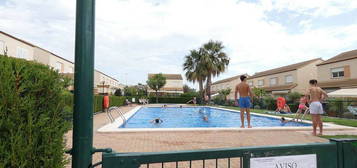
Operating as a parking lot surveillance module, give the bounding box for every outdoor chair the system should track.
[347,106,357,115]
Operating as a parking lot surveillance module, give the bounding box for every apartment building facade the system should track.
[0,31,34,60]
[94,70,121,94]
[147,74,184,95]
[247,58,323,96]
[317,49,357,93]
[211,74,248,100]
[0,31,121,94]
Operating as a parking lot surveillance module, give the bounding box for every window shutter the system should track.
[344,65,351,78]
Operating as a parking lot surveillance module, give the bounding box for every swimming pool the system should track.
[120,107,311,128]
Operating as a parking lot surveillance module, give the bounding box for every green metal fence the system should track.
[100,139,357,168]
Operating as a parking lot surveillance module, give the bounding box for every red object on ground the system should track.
[276,97,286,109]
[103,95,110,109]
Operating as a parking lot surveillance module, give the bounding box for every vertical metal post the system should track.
[72,0,95,167]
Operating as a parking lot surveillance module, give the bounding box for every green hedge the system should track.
[125,96,145,103]
[0,56,69,167]
[148,97,193,104]
[63,93,126,115]
[93,95,126,112]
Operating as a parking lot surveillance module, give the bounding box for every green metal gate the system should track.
[100,139,357,168]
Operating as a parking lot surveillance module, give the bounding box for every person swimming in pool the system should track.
[203,115,208,121]
[150,118,163,124]
[234,75,254,128]
[280,117,291,123]
[198,108,204,114]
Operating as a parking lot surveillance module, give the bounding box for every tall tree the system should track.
[252,88,266,98]
[183,84,196,93]
[219,88,231,102]
[146,73,166,103]
[183,49,207,100]
[114,88,122,96]
[201,40,230,102]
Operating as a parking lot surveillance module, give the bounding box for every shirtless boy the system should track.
[234,75,254,128]
[305,79,328,136]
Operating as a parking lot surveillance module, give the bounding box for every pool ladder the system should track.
[107,107,127,124]
[116,109,127,125]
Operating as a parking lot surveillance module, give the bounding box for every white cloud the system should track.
[1,0,357,87]
[265,0,357,17]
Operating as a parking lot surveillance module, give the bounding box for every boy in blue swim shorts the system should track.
[234,75,254,128]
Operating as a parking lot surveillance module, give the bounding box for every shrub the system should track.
[263,96,276,110]
[287,92,302,103]
[0,56,69,167]
[225,99,235,106]
[114,88,122,96]
[252,97,265,109]
[180,92,199,98]
[342,112,355,119]
[252,87,267,98]
[326,98,352,117]
[92,95,126,112]
[125,96,143,103]
[212,95,225,105]
[148,97,193,104]
[110,96,126,107]
[62,91,74,121]
[288,103,299,113]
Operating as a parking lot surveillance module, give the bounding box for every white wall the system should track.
[0,33,34,60]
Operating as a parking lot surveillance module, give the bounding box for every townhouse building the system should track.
[317,49,357,93]
[211,74,248,100]
[0,31,121,94]
[147,74,184,95]
[247,58,323,96]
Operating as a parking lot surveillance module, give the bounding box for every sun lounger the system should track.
[347,106,357,115]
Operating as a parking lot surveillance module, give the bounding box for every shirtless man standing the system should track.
[234,75,254,128]
[305,79,328,136]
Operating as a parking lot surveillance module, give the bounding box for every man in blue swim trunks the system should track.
[234,75,254,128]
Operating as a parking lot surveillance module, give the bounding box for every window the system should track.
[55,62,63,72]
[0,41,4,55]
[16,47,29,59]
[331,67,344,78]
[285,75,293,84]
[258,80,264,86]
[248,81,253,86]
[270,77,278,86]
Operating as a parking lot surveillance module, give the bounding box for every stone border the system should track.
[97,105,355,133]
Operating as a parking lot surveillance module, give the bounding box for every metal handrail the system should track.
[113,107,126,124]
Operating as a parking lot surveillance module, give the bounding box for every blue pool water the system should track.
[120,107,311,128]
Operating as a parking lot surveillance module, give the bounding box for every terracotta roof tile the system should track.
[212,74,248,85]
[262,83,298,92]
[248,58,322,79]
[317,49,357,66]
[148,74,183,80]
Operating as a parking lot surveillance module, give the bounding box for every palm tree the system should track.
[201,40,230,102]
[183,49,207,100]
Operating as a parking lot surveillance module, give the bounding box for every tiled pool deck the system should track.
[65,104,357,167]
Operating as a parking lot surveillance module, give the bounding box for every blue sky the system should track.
[0,0,357,87]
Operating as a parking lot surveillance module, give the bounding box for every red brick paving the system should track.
[65,105,328,167]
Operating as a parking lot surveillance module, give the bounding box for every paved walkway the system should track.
[65,105,356,167]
